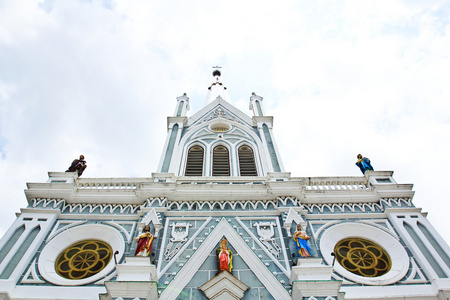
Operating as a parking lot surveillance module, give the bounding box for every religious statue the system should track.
[134,225,154,257]
[293,224,312,258]
[216,239,233,272]
[355,153,374,174]
[66,155,87,176]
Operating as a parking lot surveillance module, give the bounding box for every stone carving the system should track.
[201,107,242,124]
[164,222,192,262]
[254,221,281,258]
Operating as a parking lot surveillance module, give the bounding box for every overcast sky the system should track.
[1,0,450,245]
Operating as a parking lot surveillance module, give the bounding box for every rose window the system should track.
[334,238,391,277]
[55,240,112,280]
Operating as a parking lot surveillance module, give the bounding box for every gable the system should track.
[188,97,253,128]
[159,218,291,300]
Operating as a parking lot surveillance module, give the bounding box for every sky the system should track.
[0,0,450,246]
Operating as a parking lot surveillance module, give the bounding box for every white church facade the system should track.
[0,71,449,300]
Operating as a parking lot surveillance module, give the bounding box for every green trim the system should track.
[404,222,446,278]
[262,124,280,172]
[0,226,40,279]
[161,124,179,172]
[0,225,25,265]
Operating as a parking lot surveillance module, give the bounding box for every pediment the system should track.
[188,97,253,128]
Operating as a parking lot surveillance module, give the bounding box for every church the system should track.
[0,70,449,300]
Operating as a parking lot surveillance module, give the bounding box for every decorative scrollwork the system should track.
[164,222,192,262]
[254,222,281,258]
[55,240,112,280]
[334,238,391,277]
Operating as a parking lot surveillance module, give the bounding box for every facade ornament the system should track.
[164,222,192,261]
[253,222,281,258]
[139,208,163,237]
[214,108,226,117]
[201,107,242,124]
[134,225,154,257]
[283,207,306,237]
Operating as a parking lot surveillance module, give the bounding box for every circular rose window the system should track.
[56,240,113,280]
[334,238,391,277]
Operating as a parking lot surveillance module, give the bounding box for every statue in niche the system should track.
[293,224,312,258]
[216,239,233,272]
[134,225,154,257]
[355,153,374,174]
[66,155,87,176]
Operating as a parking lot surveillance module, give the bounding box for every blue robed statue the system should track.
[293,224,312,258]
[356,154,374,174]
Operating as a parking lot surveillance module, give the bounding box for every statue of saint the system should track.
[134,225,154,257]
[66,155,87,176]
[293,224,312,258]
[355,154,374,174]
[216,239,233,272]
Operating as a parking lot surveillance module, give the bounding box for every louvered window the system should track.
[238,145,257,176]
[212,145,230,176]
[185,146,204,176]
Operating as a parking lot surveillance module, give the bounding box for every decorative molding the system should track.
[157,217,213,278]
[139,208,163,237]
[401,257,428,284]
[38,224,125,286]
[47,220,87,242]
[143,197,168,208]
[32,198,141,214]
[304,198,412,214]
[21,258,45,284]
[164,222,192,262]
[253,221,281,258]
[282,207,306,237]
[198,270,249,300]
[165,197,300,211]
[104,221,135,244]
[201,107,243,125]
[166,199,279,211]
[236,217,291,277]
[319,222,409,285]
[277,196,301,206]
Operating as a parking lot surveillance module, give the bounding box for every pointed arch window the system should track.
[213,145,230,176]
[238,145,257,176]
[185,145,204,176]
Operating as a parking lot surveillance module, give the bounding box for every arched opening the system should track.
[213,145,230,176]
[185,145,204,176]
[238,145,257,176]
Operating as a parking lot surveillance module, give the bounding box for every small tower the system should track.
[157,70,284,176]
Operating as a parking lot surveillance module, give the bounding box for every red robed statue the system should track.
[216,239,233,272]
[134,225,154,257]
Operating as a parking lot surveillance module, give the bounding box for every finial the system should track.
[212,66,222,78]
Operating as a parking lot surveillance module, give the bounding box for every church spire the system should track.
[204,68,231,106]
